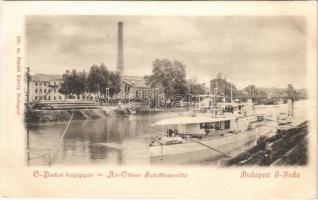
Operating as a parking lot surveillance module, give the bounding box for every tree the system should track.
[86,64,105,94]
[145,59,188,99]
[86,63,121,97]
[59,70,87,98]
[108,71,121,97]
[210,73,239,101]
[76,71,87,96]
[188,78,208,95]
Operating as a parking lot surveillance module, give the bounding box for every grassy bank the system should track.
[224,121,308,166]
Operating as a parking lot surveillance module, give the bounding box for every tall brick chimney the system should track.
[117,21,124,75]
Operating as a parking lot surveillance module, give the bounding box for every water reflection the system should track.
[28,112,181,166]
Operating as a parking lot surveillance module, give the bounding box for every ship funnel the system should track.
[247,98,255,115]
[287,98,294,117]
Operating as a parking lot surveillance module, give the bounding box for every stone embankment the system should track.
[25,107,130,123]
[26,109,106,123]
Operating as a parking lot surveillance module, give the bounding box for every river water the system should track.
[27,100,307,166]
[27,112,182,166]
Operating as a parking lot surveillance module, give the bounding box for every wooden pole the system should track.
[48,113,73,166]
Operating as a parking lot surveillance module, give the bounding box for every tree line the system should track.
[145,59,239,101]
[58,59,238,101]
[145,59,208,100]
[59,63,121,98]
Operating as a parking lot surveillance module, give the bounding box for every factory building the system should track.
[116,21,155,99]
[29,21,154,102]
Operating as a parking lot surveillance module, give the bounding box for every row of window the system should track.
[35,88,58,93]
[34,82,58,86]
[199,121,231,130]
[34,96,63,101]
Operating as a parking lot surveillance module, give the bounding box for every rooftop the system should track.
[31,74,150,88]
[32,74,62,82]
[122,75,149,88]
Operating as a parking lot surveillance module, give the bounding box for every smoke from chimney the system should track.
[117,21,124,75]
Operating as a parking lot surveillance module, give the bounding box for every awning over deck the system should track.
[154,116,235,126]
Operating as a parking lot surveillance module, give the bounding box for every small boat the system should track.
[149,114,275,165]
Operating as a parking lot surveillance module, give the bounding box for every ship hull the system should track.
[150,133,257,165]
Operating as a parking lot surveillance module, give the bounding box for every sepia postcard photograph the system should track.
[1,1,317,198]
[25,15,309,167]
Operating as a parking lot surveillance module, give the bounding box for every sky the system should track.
[26,15,307,89]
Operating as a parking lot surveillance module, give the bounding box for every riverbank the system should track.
[222,121,308,166]
[25,109,110,123]
[25,106,190,123]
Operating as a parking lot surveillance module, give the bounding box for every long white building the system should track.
[29,74,66,102]
[30,74,99,102]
